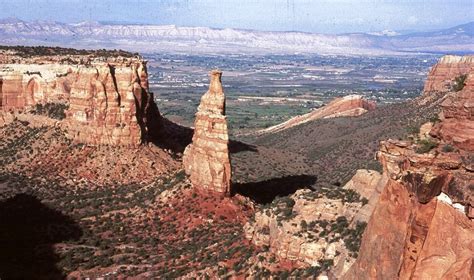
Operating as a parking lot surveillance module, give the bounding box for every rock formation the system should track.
[0,48,160,146]
[65,60,159,146]
[0,64,75,111]
[423,55,474,93]
[343,170,387,223]
[183,70,232,196]
[261,95,376,134]
[430,73,474,151]
[244,170,383,278]
[344,56,474,280]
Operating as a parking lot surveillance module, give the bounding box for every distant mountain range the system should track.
[0,18,472,55]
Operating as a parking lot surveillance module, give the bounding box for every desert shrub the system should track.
[300,220,308,230]
[452,74,467,92]
[361,197,369,205]
[344,221,367,255]
[406,125,420,135]
[416,139,438,154]
[442,144,455,153]
[429,115,440,124]
[366,161,383,173]
[31,102,69,120]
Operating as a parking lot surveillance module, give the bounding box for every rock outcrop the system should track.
[430,73,474,151]
[65,60,159,146]
[0,64,75,111]
[423,55,474,93]
[261,95,376,134]
[183,70,232,196]
[0,48,160,146]
[343,170,387,223]
[244,170,383,278]
[345,56,474,280]
[344,139,474,279]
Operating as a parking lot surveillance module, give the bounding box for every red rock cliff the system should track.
[344,58,474,280]
[423,55,474,93]
[0,63,75,110]
[65,60,159,146]
[430,73,474,151]
[0,51,160,146]
[183,70,232,196]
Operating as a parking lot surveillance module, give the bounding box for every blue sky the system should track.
[0,0,472,33]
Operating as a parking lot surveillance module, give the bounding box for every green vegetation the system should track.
[442,144,455,153]
[452,74,467,92]
[343,222,367,257]
[0,45,137,58]
[406,125,420,135]
[31,102,69,120]
[416,138,438,154]
[429,115,440,124]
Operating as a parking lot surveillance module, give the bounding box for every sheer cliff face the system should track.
[345,56,474,280]
[0,64,75,110]
[183,70,232,196]
[0,56,160,146]
[423,55,474,93]
[430,73,474,151]
[65,60,158,146]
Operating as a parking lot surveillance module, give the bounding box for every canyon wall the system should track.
[430,72,474,151]
[423,55,474,93]
[65,60,159,146]
[345,56,474,280]
[0,50,160,146]
[0,64,74,111]
[183,70,232,196]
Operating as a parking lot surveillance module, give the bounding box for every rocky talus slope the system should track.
[260,95,376,134]
[0,47,160,146]
[183,70,232,196]
[344,56,474,280]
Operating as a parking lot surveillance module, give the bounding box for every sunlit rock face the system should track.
[0,64,75,111]
[261,95,376,134]
[344,140,474,280]
[423,55,474,93]
[0,52,160,146]
[65,60,159,146]
[430,73,474,151]
[344,56,474,280]
[183,70,232,196]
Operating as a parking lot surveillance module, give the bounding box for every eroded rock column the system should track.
[183,70,232,196]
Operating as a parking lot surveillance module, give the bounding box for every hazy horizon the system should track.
[0,0,472,34]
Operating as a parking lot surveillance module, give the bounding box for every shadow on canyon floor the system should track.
[0,194,82,280]
[233,175,318,204]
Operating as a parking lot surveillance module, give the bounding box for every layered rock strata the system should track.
[0,64,75,110]
[345,139,474,279]
[261,95,376,134]
[345,57,474,280]
[65,60,159,146]
[0,50,160,146]
[430,73,474,151]
[244,170,383,278]
[183,70,231,196]
[423,55,474,93]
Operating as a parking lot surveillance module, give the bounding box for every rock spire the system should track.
[183,70,232,196]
